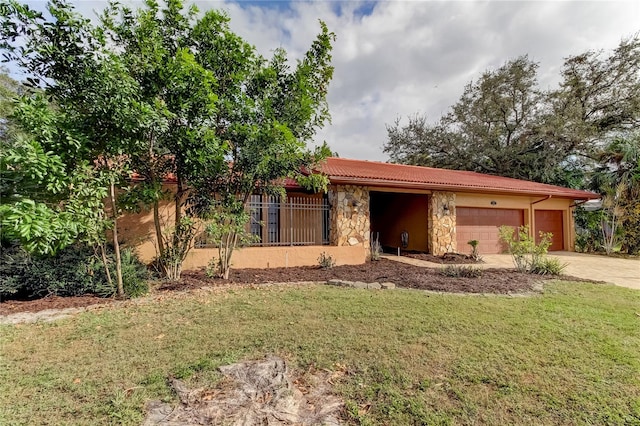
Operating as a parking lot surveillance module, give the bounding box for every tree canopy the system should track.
[385,36,640,188]
[1,0,335,279]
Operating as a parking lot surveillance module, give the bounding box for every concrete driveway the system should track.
[483,252,639,290]
[383,252,640,290]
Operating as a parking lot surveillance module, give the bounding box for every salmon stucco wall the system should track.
[183,245,367,270]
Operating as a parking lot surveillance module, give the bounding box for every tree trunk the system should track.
[99,242,113,288]
[109,181,125,298]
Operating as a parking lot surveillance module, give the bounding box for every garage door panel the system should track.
[456,207,524,254]
[535,210,564,251]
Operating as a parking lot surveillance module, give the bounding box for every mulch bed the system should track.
[401,252,480,264]
[1,259,571,316]
[0,295,109,316]
[161,258,547,294]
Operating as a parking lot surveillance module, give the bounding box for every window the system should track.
[248,194,329,246]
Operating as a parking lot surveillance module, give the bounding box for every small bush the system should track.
[0,243,148,301]
[467,239,482,262]
[439,265,483,278]
[119,248,149,297]
[205,257,221,278]
[318,252,336,269]
[530,257,567,276]
[498,225,552,273]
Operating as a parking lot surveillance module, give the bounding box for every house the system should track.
[119,157,599,270]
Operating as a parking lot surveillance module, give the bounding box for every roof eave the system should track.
[327,176,599,200]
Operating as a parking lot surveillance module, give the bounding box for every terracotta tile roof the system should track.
[317,157,599,200]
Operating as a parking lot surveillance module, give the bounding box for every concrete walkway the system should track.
[382,252,640,290]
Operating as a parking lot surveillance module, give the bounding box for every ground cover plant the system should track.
[1,280,639,425]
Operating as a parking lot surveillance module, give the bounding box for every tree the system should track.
[1,0,158,295]
[591,134,640,253]
[385,36,640,187]
[100,1,333,280]
[2,0,335,281]
[0,67,24,144]
[385,57,576,184]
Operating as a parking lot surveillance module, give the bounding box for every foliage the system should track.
[574,206,604,253]
[118,248,150,298]
[467,239,481,262]
[529,257,568,276]
[203,207,256,279]
[370,232,382,261]
[498,225,554,273]
[439,264,483,278]
[591,134,640,254]
[0,67,24,143]
[317,251,335,269]
[97,1,335,280]
[385,36,640,188]
[0,243,148,300]
[0,108,108,256]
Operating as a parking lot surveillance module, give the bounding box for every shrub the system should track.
[118,248,149,297]
[530,257,567,276]
[0,243,148,301]
[467,239,482,262]
[498,225,557,274]
[439,265,483,278]
[318,252,336,269]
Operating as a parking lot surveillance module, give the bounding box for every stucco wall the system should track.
[183,245,367,270]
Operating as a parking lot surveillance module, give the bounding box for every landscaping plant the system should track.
[318,252,336,269]
[498,225,565,275]
[467,239,481,261]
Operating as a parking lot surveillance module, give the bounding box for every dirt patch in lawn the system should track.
[2,259,578,317]
[144,356,342,426]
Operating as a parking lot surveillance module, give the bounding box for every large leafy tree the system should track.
[2,0,334,281]
[100,1,334,279]
[385,36,640,188]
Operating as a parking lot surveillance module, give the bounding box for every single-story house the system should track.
[119,157,599,269]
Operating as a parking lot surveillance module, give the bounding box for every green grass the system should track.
[1,282,639,425]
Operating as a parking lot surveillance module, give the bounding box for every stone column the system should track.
[428,191,456,255]
[328,185,370,254]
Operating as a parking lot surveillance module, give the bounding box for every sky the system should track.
[10,0,640,161]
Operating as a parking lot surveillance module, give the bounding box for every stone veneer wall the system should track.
[328,185,370,254]
[428,191,456,255]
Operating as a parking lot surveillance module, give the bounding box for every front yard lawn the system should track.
[1,281,639,425]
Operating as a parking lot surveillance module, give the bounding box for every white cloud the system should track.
[15,0,640,160]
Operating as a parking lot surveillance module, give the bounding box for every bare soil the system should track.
[1,259,567,316]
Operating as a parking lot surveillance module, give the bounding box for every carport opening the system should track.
[369,191,429,253]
